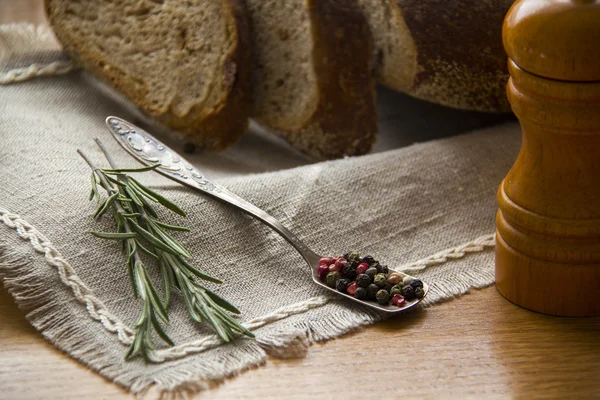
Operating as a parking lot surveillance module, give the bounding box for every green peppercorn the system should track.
[336,278,350,293]
[401,285,416,300]
[326,271,340,288]
[356,274,371,288]
[366,284,379,299]
[376,289,390,305]
[342,265,357,280]
[415,287,425,299]
[410,279,424,289]
[346,252,361,262]
[364,267,376,280]
[374,273,387,288]
[355,287,367,300]
[402,276,414,287]
[390,285,402,296]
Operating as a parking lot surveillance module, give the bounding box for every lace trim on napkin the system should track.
[0,207,495,363]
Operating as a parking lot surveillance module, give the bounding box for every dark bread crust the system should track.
[395,0,513,112]
[284,0,377,159]
[45,0,251,151]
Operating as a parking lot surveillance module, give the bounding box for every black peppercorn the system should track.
[415,287,425,299]
[380,265,389,274]
[349,260,359,269]
[366,284,379,299]
[326,271,340,288]
[342,265,357,280]
[401,285,416,300]
[355,287,367,300]
[383,284,393,293]
[365,267,378,280]
[360,255,375,265]
[356,274,371,288]
[371,262,381,273]
[376,289,390,305]
[336,278,350,293]
[410,279,424,289]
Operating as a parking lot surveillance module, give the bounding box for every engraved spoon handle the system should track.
[105,117,322,267]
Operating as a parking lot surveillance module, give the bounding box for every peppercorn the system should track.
[387,273,402,285]
[346,281,358,295]
[402,276,414,287]
[336,278,350,293]
[366,284,379,299]
[342,265,357,280]
[329,263,342,273]
[317,264,329,281]
[376,289,390,305]
[319,257,333,266]
[356,263,369,275]
[380,265,389,274]
[401,285,416,300]
[326,271,340,288]
[365,267,378,280]
[415,287,425,299]
[371,262,382,273]
[374,273,387,288]
[356,274,371,288]
[391,294,406,307]
[355,287,367,300]
[335,258,349,271]
[346,252,361,262]
[383,284,393,293]
[360,255,375,265]
[410,279,424,290]
[348,260,359,269]
[390,285,402,296]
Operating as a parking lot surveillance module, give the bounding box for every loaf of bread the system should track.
[45,0,251,151]
[357,0,513,112]
[246,0,378,159]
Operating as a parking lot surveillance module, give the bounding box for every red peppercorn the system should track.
[346,282,358,295]
[356,264,368,275]
[318,265,329,280]
[319,257,333,266]
[335,259,349,270]
[391,294,405,307]
[329,263,342,273]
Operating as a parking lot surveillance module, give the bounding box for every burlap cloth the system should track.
[0,24,519,396]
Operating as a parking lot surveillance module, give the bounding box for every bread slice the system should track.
[246,0,377,159]
[45,0,251,151]
[356,0,513,112]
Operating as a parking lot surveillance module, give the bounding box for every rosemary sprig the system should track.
[78,139,253,361]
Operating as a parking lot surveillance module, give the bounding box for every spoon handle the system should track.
[105,117,322,268]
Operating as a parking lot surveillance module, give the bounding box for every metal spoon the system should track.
[105,116,428,313]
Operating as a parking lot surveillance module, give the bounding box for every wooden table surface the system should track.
[2,3,600,399]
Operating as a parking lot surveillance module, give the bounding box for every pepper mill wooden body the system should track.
[496,0,600,316]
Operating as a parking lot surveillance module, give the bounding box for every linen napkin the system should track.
[0,24,519,395]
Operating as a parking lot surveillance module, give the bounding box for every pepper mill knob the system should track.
[496,0,600,316]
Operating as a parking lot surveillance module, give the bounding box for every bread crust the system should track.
[277,0,377,159]
[45,0,251,151]
[380,0,513,112]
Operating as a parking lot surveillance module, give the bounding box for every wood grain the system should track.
[2,2,600,399]
[496,0,600,316]
[2,284,600,399]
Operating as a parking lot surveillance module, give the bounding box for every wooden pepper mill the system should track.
[496,0,600,316]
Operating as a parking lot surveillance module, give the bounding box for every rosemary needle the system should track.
[77,140,253,362]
